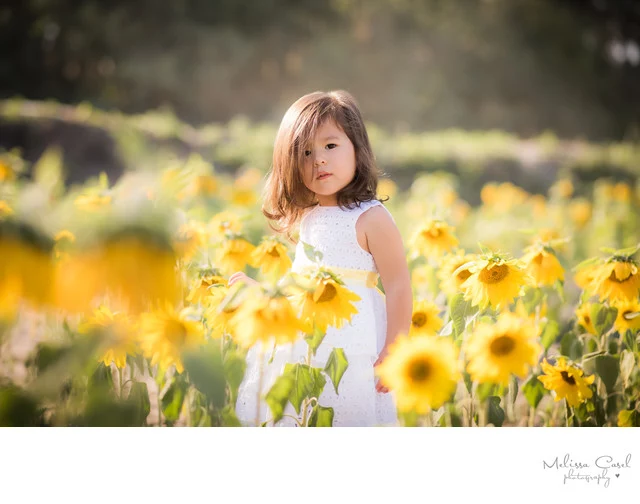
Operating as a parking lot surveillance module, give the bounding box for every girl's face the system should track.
[301,120,356,206]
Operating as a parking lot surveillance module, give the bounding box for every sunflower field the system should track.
[1,100,639,427]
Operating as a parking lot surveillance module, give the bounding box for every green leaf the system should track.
[449,293,476,343]
[582,354,619,394]
[463,370,473,395]
[302,241,323,263]
[509,376,519,405]
[308,405,334,427]
[304,324,326,356]
[522,374,546,409]
[284,363,326,415]
[486,396,505,427]
[590,304,618,337]
[560,331,583,361]
[88,362,114,393]
[265,374,295,424]
[127,382,151,426]
[223,350,247,400]
[33,146,64,194]
[161,373,189,425]
[618,409,640,427]
[520,287,544,316]
[0,386,44,427]
[221,405,242,427]
[540,320,560,351]
[324,348,349,395]
[182,341,226,409]
[82,394,140,427]
[476,382,496,402]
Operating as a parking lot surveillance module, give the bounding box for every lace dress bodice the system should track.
[292,199,385,273]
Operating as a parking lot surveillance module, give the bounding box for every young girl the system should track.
[230,90,413,426]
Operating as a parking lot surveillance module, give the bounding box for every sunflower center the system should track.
[457,269,471,282]
[412,312,427,328]
[533,253,544,265]
[267,247,281,257]
[584,315,591,324]
[479,264,509,284]
[427,228,442,238]
[560,370,576,385]
[165,320,187,346]
[317,283,337,303]
[490,335,516,356]
[407,357,432,383]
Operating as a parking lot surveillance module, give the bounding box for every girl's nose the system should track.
[314,155,327,166]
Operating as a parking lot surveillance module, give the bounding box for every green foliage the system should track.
[283,363,326,416]
[308,405,334,427]
[522,375,546,409]
[161,373,190,425]
[182,342,227,409]
[324,348,349,395]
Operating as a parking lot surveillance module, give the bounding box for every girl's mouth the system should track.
[317,172,332,180]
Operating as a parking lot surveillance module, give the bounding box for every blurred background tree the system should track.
[1,0,638,140]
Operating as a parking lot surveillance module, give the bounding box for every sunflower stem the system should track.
[528,406,536,427]
[118,366,124,398]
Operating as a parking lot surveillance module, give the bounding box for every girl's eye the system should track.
[326,143,337,149]
[304,150,312,157]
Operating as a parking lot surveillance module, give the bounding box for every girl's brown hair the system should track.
[262,90,383,238]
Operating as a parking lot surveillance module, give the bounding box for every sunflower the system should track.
[290,271,361,333]
[0,201,13,218]
[100,230,181,314]
[611,299,640,334]
[192,174,219,197]
[0,276,20,325]
[520,245,564,287]
[568,199,592,229]
[250,237,292,281]
[549,178,574,199]
[573,260,601,293]
[464,312,541,385]
[139,303,205,373]
[230,288,305,348]
[612,182,632,203]
[590,259,640,302]
[204,283,247,339]
[461,254,531,310]
[409,220,459,260]
[575,303,597,335]
[411,264,433,291]
[437,250,477,297]
[538,357,595,407]
[53,229,76,261]
[231,187,258,207]
[208,211,243,238]
[74,193,112,212]
[0,159,16,182]
[186,270,227,305]
[378,178,398,199]
[376,335,460,414]
[0,221,54,309]
[79,306,138,368]
[201,284,234,338]
[173,222,207,262]
[409,300,443,337]
[215,235,256,274]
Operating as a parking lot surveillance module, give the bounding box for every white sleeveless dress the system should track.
[235,199,398,427]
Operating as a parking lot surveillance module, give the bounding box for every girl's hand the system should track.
[228,272,259,287]
[374,346,390,394]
